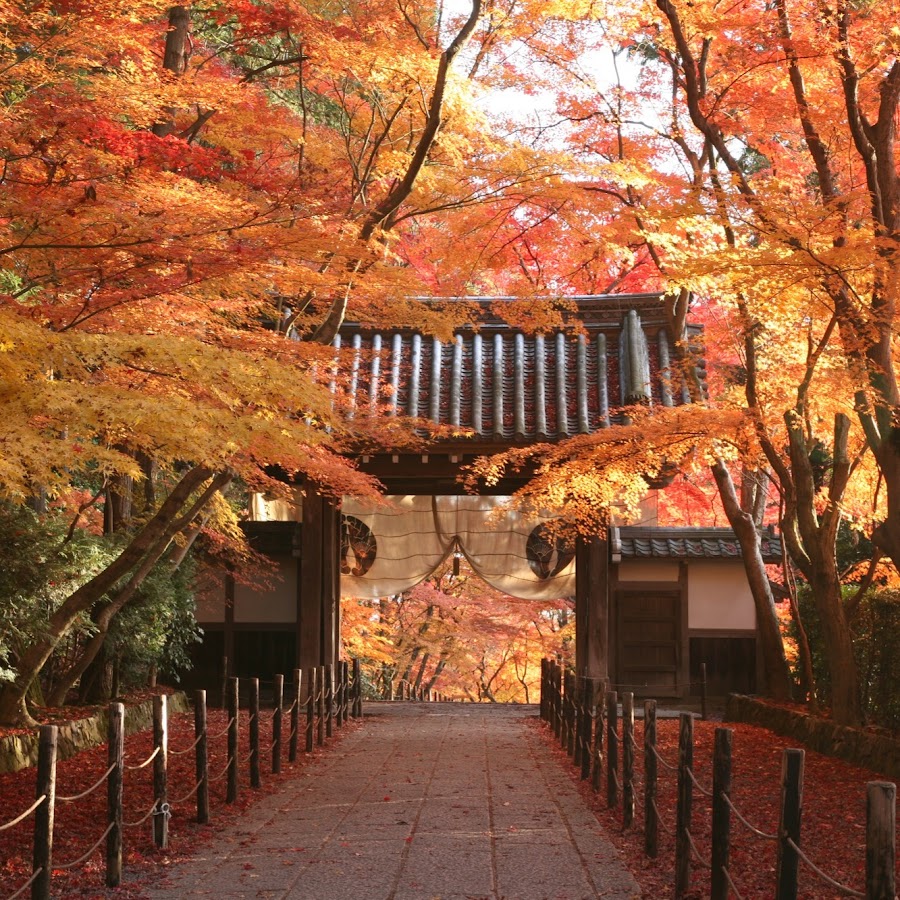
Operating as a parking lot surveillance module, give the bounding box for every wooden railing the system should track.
[1,660,363,900]
[539,657,896,900]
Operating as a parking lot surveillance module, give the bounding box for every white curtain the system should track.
[340,495,575,601]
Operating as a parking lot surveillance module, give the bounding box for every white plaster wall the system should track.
[688,562,756,630]
[234,557,297,623]
[617,561,680,582]
[249,490,303,522]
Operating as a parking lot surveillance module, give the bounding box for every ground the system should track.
[0,701,896,898]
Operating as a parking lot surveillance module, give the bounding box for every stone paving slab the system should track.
[137,703,641,899]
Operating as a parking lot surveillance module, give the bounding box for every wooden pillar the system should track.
[224,573,235,684]
[321,499,340,673]
[298,489,324,670]
[298,489,341,672]
[575,534,609,679]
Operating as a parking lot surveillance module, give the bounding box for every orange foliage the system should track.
[342,559,574,703]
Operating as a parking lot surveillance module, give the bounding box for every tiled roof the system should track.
[612,526,782,562]
[335,294,706,442]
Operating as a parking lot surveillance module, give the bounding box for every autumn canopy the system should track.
[1,0,899,727]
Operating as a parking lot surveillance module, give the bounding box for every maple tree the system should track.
[2,0,574,725]
[342,559,574,703]
[450,0,900,724]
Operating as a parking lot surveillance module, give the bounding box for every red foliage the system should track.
[537,717,899,898]
[0,702,358,898]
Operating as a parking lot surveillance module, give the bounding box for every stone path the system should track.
[139,703,641,899]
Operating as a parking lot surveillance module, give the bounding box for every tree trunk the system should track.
[871,448,900,572]
[711,460,793,700]
[0,465,216,726]
[44,473,229,709]
[151,6,192,137]
[808,569,862,725]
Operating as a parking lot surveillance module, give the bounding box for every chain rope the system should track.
[209,716,236,739]
[171,778,203,805]
[722,866,745,900]
[685,828,712,868]
[720,792,778,841]
[785,838,865,897]
[169,732,204,756]
[6,867,43,900]
[647,742,678,772]
[686,766,714,797]
[53,823,115,870]
[651,798,674,836]
[207,755,234,784]
[57,762,117,802]
[0,795,46,831]
[125,745,161,769]
[123,799,160,828]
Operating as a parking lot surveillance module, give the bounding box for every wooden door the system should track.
[616,589,682,696]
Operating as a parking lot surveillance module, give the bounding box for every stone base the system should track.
[725,693,900,779]
[0,691,190,774]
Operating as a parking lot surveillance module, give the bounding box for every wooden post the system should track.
[606,690,618,808]
[249,677,261,789]
[334,661,342,725]
[700,662,708,721]
[106,702,124,888]
[226,676,239,804]
[573,676,585,767]
[866,781,896,900]
[581,679,600,780]
[567,672,577,760]
[347,661,353,721]
[710,727,733,900]
[306,666,316,752]
[674,712,694,899]
[220,655,229,709]
[775,748,804,900]
[316,665,325,746]
[341,660,349,725]
[272,673,283,774]
[325,663,334,738]
[289,669,301,762]
[152,694,168,849]
[195,690,209,825]
[353,658,362,717]
[32,724,57,900]
[552,660,563,741]
[622,692,635,828]
[592,686,605,794]
[352,658,361,717]
[540,658,549,721]
[559,669,568,748]
[644,699,658,858]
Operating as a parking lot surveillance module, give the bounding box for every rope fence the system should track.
[53,823,115,871]
[0,796,45,832]
[125,744,161,769]
[538,657,897,900]
[56,762,117,802]
[2,659,365,900]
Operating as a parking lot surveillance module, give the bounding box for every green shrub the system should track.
[790,586,900,732]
